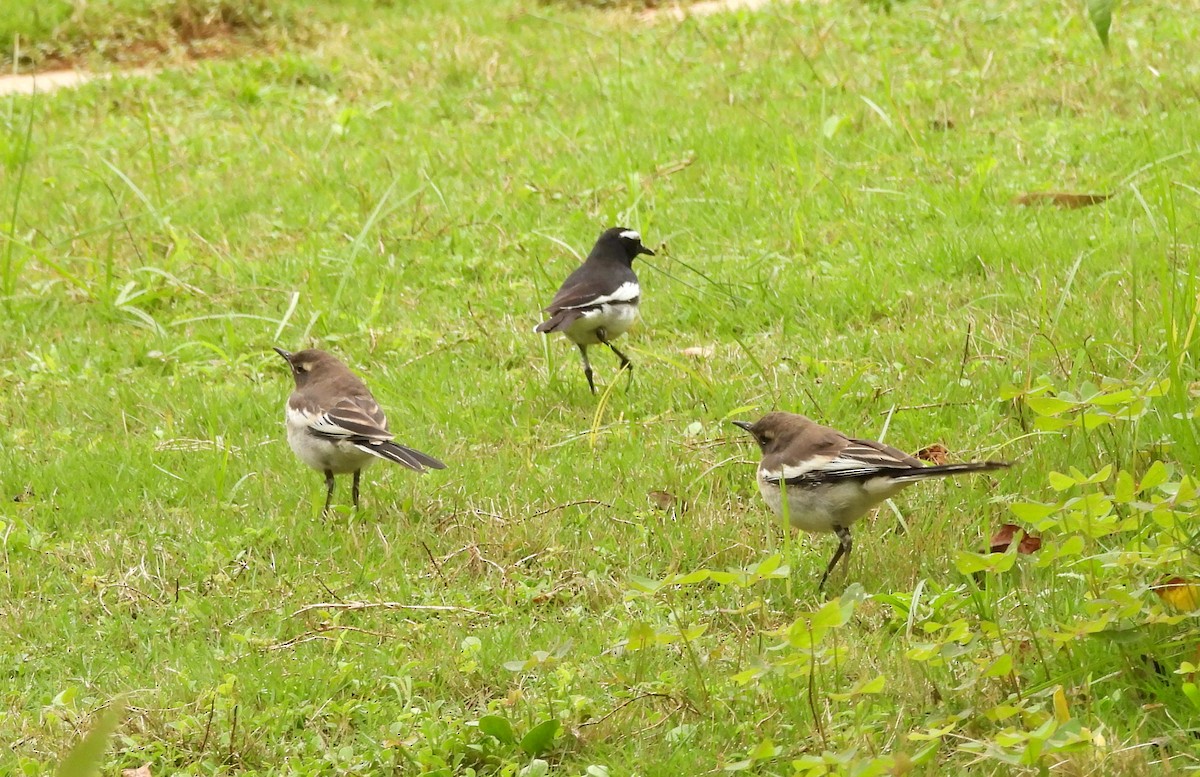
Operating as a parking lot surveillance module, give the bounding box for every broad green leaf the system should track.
[1081,412,1114,430]
[478,715,516,745]
[1140,461,1169,492]
[1176,476,1198,503]
[519,720,560,756]
[955,550,1016,575]
[623,621,656,651]
[831,674,887,700]
[675,569,711,586]
[1009,501,1059,521]
[811,598,850,629]
[998,383,1026,400]
[851,757,897,777]
[906,643,941,662]
[1090,388,1134,406]
[518,759,550,777]
[56,702,123,777]
[1144,377,1171,396]
[751,553,784,578]
[1033,416,1075,432]
[1035,534,1086,566]
[1048,471,1076,491]
[707,571,740,585]
[625,575,661,594]
[1026,395,1075,416]
[982,653,1014,678]
[731,666,767,685]
[1182,683,1200,711]
[1114,470,1135,502]
[911,740,942,764]
[748,738,781,760]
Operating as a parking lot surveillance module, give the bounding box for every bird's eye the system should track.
[297,362,310,372]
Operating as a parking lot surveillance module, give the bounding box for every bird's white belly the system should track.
[286,424,374,474]
[757,476,907,533]
[565,303,639,345]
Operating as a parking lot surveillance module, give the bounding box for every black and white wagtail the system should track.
[733,412,1009,590]
[274,348,446,514]
[534,227,654,394]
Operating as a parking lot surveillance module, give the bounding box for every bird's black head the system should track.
[274,347,342,388]
[593,227,655,265]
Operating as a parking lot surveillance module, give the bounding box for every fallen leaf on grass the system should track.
[681,346,714,359]
[122,764,152,777]
[989,524,1042,554]
[1012,192,1112,209]
[915,444,949,465]
[1154,577,1200,612]
[647,490,682,511]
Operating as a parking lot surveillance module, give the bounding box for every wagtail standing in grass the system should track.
[734,412,1009,590]
[535,227,654,394]
[274,348,445,514]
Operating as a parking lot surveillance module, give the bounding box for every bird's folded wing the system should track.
[294,397,392,442]
[546,280,639,312]
[763,446,922,486]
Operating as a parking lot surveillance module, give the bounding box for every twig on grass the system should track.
[421,541,449,587]
[579,692,681,729]
[289,601,493,618]
[267,624,396,651]
[528,499,612,518]
[877,400,980,415]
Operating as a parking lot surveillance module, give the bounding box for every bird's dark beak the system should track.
[273,347,293,363]
[639,245,656,257]
[732,420,755,434]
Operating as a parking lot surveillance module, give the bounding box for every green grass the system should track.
[0,0,298,71]
[2,0,1199,773]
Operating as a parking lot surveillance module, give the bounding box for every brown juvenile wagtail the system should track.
[274,348,445,514]
[734,412,1009,590]
[535,227,654,394]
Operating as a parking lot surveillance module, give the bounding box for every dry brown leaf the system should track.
[1012,192,1112,209]
[915,444,949,465]
[989,524,1042,554]
[122,765,152,777]
[647,490,677,510]
[681,346,714,359]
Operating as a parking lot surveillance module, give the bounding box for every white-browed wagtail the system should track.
[275,348,445,514]
[535,227,654,394]
[734,411,1009,590]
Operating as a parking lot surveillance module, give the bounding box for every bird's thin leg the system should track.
[818,526,853,591]
[577,343,596,395]
[323,470,336,515]
[352,469,362,510]
[596,329,633,387]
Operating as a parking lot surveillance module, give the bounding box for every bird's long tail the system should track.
[886,461,1010,483]
[534,309,583,334]
[785,460,1009,486]
[353,440,447,473]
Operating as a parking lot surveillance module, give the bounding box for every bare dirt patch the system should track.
[639,0,794,21]
[0,68,156,97]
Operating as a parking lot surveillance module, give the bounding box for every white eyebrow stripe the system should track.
[560,281,640,309]
[619,229,641,241]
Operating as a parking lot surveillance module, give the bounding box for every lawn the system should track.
[2,0,1199,773]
